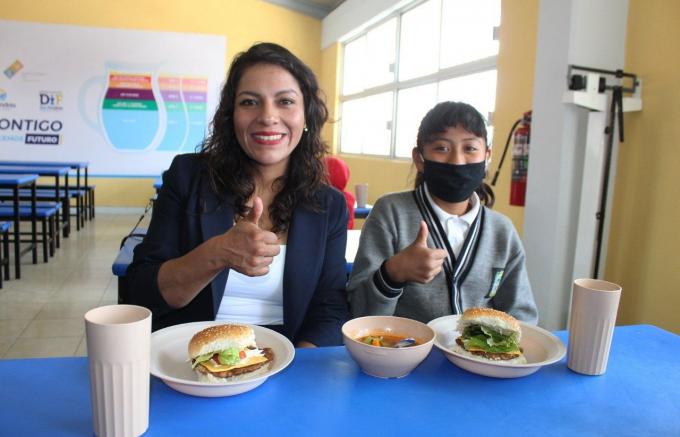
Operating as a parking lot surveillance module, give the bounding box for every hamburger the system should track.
[453,308,527,364]
[189,324,274,383]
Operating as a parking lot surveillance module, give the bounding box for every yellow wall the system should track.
[491,0,539,231]
[0,0,322,206]
[320,43,341,152]
[607,0,680,333]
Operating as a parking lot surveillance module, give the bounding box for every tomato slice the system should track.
[239,350,246,359]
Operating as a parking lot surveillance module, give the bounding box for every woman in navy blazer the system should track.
[127,43,349,347]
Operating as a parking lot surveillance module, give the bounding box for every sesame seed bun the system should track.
[457,307,521,340]
[188,324,256,359]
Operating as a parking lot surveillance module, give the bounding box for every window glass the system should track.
[399,0,440,81]
[340,92,393,155]
[362,92,394,155]
[342,37,365,95]
[395,83,437,158]
[438,69,497,125]
[339,0,499,157]
[339,99,363,154]
[365,18,397,89]
[440,0,501,68]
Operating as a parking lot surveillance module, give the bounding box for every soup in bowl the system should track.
[342,316,435,378]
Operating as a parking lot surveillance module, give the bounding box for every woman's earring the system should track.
[303,124,309,132]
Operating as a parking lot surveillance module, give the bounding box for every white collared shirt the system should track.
[423,183,480,258]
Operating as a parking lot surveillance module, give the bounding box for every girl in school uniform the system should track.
[348,101,538,324]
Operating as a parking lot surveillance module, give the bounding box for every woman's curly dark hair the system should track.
[414,101,495,208]
[199,42,329,233]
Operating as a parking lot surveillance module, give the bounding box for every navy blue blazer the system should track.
[127,154,350,346]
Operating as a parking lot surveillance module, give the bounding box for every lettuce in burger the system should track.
[453,307,527,364]
[189,324,274,383]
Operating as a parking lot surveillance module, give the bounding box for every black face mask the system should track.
[421,158,486,203]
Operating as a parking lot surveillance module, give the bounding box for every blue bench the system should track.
[0,202,61,263]
[0,187,87,227]
[112,230,146,304]
[85,184,96,220]
[0,221,10,288]
[34,186,88,224]
[0,165,72,238]
[0,160,94,225]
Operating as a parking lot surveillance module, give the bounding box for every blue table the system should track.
[0,173,38,279]
[0,160,91,226]
[0,165,71,237]
[0,325,678,436]
[354,204,372,219]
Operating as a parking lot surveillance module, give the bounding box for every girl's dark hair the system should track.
[199,42,329,233]
[414,101,495,207]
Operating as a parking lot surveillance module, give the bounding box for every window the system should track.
[342,18,397,95]
[399,1,440,81]
[395,83,437,158]
[339,0,500,158]
[340,92,393,155]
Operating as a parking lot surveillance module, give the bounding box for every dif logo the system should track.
[40,91,63,111]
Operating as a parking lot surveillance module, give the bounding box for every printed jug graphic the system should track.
[156,76,188,151]
[101,71,161,150]
[180,77,208,152]
[78,62,209,152]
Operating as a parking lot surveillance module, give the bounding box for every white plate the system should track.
[428,315,566,378]
[150,321,295,397]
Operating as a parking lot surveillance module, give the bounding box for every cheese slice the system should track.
[464,344,521,356]
[200,355,269,373]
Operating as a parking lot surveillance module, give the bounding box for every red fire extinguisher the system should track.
[491,111,532,206]
[510,111,531,206]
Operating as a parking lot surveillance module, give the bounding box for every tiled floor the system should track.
[0,209,146,359]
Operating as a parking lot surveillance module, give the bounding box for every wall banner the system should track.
[0,20,226,176]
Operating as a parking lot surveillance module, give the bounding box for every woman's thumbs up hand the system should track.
[215,196,281,276]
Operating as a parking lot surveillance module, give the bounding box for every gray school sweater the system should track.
[347,190,538,324]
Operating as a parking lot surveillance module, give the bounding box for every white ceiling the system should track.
[263,0,345,19]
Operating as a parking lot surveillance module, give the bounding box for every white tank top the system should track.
[216,245,285,325]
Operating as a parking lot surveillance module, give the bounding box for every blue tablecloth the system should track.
[1,325,678,436]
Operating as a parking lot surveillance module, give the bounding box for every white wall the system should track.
[524,0,629,330]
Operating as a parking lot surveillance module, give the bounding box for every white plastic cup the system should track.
[567,279,622,375]
[85,305,152,437]
[355,183,368,208]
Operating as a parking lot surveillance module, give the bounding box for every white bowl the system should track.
[342,316,435,378]
[150,321,294,397]
[428,315,566,378]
